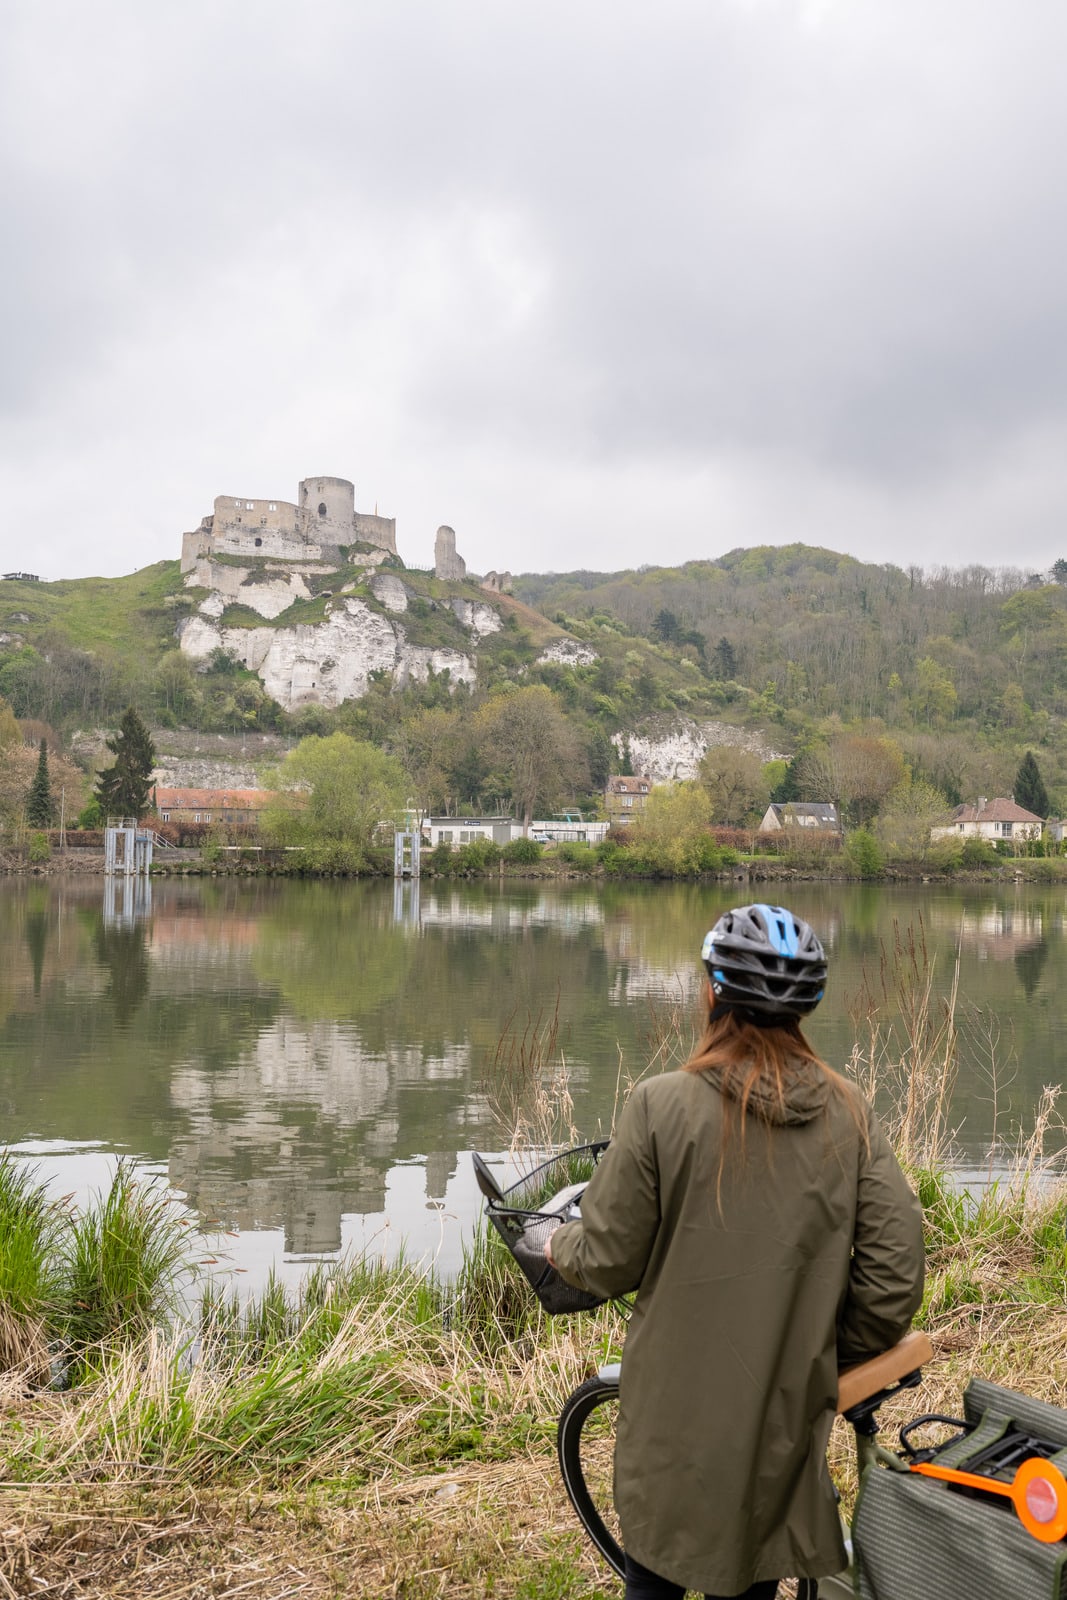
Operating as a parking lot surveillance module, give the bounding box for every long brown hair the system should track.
[683,999,866,1144]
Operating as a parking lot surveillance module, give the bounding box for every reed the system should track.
[846,917,960,1171]
[61,1160,195,1372]
[0,1153,65,1378]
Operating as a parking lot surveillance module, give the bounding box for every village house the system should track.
[758,802,841,834]
[153,787,272,827]
[606,775,652,825]
[930,797,1044,843]
[421,816,518,849]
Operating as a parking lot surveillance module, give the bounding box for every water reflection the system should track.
[1,878,1065,1288]
[103,874,153,928]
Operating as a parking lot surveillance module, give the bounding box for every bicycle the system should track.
[475,1144,1067,1599]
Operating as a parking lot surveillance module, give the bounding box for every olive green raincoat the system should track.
[550,1062,924,1595]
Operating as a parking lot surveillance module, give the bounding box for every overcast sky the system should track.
[4,0,1067,582]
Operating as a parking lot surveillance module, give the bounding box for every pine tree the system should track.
[713,637,738,680]
[95,708,156,821]
[1014,750,1050,818]
[26,738,53,826]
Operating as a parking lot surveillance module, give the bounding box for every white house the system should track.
[421,816,519,849]
[930,797,1043,843]
[758,802,841,833]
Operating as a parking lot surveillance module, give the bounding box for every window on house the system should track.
[441,830,453,843]
[161,812,170,822]
[194,814,201,823]
[624,796,633,807]
[246,501,254,510]
[318,502,327,516]
[255,537,262,547]
[268,502,277,511]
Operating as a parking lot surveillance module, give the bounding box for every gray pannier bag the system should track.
[853,1379,1067,1599]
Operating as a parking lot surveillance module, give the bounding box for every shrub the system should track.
[28,831,50,864]
[843,828,884,879]
[429,840,456,875]
[454,838,502,873]
[960,836,997,868]
[556,842,598,869]
[926,837,964,874]
[503,837,543,865]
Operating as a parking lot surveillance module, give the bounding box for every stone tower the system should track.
[434,525,467,581]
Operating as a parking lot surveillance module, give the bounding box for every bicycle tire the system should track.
[557,1371,624,1577]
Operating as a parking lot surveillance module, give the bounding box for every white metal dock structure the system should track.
[103,818,155,877]
[393,829,421,878]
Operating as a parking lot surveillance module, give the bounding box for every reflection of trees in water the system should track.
[9,878,1067,1248]
[24,890,49,996]
[1015,939,1050,999]
[91,920,151,1025]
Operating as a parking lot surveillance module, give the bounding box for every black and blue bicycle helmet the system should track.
[701,903,827,1021]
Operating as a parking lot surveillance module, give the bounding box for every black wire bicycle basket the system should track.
[473,1141,611,1314]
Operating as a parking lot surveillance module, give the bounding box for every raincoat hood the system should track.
[702,1053,832,1126]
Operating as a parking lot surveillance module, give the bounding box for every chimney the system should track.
[977,797,988,811]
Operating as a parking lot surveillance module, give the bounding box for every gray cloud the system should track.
[3,0,1067,581]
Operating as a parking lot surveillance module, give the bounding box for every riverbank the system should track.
[2,1164,1067,1599]
[4,844,1067,886]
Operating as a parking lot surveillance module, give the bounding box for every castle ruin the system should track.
[434,524,466,582]
[180,475,397,574]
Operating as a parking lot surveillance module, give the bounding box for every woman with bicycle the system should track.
[546,903,924,1600]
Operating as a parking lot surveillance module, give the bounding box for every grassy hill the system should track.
[4,544,1067,817]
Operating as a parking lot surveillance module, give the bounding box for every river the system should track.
[1,876,1064,1291]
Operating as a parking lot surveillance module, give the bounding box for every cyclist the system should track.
[546,903,924,1600]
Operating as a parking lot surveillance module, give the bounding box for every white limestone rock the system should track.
[614,720,787,783]
[537,638,599,668]
[178,598,475,712]
[184,557,315,620]
[449,598,502,639]
[371,574,411,612]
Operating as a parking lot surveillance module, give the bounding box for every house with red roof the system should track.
[931,797,1044,843]
[152,787,272,827]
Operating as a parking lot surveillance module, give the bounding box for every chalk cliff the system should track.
[179,596,494,711]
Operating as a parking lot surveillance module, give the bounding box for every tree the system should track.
[394,708,463,815]
[0,696,19,749]
[874,777,951,860]
[651,609,680,644]
[1014,750,1050,818]
[264,733,408,852]
[95,708,156,821]
[475,686,587,832]
[1051,559,1067,585]
[26,738,53,827]
[796,733,905,828]
[631,782,715,874]
[698,745,770,825]
[769,758,800,804]
[713,637,738,680]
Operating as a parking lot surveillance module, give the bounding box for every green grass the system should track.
[0,1153,65,1374]
[61,1160,196,1371]
[13,561,190,659]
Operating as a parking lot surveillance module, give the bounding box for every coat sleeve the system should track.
[837,1102,926,1369]
[549,1084,660,1299]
